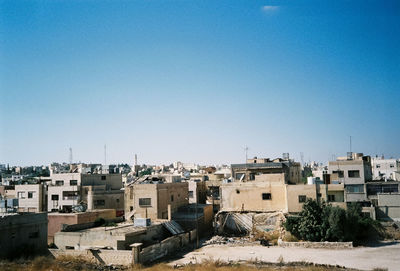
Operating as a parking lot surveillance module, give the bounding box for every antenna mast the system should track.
[104,144,107,166]
[244,146,249,162]
[69,147,73,164]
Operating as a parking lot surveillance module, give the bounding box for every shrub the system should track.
[284,198,380,243]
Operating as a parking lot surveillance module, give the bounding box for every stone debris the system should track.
[203,235,256,246]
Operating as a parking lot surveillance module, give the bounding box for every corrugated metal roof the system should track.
[162,220,185,235]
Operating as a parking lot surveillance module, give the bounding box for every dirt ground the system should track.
[169,241,400,271]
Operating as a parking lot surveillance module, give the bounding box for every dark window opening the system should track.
[348,170,360,178]
[101,175,106,180]
[262,193,272,200]
[298,195,306,203]
[139,198,151,207]
[51,195,59,200]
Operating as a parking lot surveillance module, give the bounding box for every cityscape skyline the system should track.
[1,0,399,166]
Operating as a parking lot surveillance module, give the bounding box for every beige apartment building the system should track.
[220,173,345,214]
[125,182,188,220]
[15,184,46,212]
[48,173,123,212]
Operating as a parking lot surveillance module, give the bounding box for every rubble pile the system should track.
[204,235,256,246]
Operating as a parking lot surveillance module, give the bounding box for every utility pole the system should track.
[244,146,249,162]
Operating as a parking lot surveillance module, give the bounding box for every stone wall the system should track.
[49,248,133,266]
[278,239,353,249]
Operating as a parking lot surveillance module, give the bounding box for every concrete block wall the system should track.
[49,249,133,266]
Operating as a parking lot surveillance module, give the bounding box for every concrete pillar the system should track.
[87,187,93,210]
[167,204,172,221]
[130,243,142,264]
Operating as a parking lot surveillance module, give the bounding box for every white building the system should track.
[371,156,400,181]
[15,184,46,212]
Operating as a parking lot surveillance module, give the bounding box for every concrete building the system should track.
[125,180,188,221]
[0,212,48,259]
[328,153,372,203]
[188,180,207,204]
[48,209,116,244]
[375,193,400,222]
[15,183,46,212]
[231,157,301,184]
[371,156,400,181]
[220,173,345,213]
[48,173,123,212]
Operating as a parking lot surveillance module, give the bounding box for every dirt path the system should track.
[169,242,400,271]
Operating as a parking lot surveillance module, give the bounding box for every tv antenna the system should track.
[104,144,107,166]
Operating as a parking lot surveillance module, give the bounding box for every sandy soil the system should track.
[170,242,400,271]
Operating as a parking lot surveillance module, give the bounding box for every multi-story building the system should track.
[124,177,188,220]
[15,183,46,212]
[48,173,123,212]
[220,172,345,213]
[328,153,372,204]
[371,156,400,181]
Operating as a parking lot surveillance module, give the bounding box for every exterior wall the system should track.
[125,182,188,220]
[376,193,400,221]
[188,181,207,204]
[371,158,400,181]
[48,185,81,212]
[287,185,318,213]
[81,174,123,190]
[48,209,116,244]
[220,174,288,212]
[15,184,44,212]
[328,160,372,184]
[0,213,48,259]
[86,188,124,211]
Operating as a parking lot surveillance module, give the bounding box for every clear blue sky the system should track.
[1,0,399,166]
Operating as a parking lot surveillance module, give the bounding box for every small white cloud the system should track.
[262,5,279,12]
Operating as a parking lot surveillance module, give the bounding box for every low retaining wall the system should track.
[278,239,353,249]
[50,231,192,266]
[140,232,189,263]
[49,248,134,266]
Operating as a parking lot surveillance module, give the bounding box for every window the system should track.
[328,195,335,202]
[249,173,255,180]
[348,170,360,178]
[28,192,35,198]
[55,180,64,186]
[262,193,272,200]
[70,180,78,185]
[189,191,194,198]
[139,198,151,206]
[170,195,174,202]
[298,195,306,203]
[116,199,120,203]
[101,175,106,180]
[51,194,59,200]
[235,173,245,180]
[95,200,105,206]
[236,189,240,194]
[376,164,380,168]
[346,185,364,193]
[390,164,394,168]
[130,206,133,211]
[332,170,344,178]
[317,193,322,198]
[17,192,25,199]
